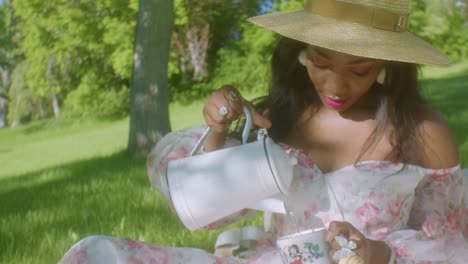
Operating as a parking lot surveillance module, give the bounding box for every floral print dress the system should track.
[59,126,468,264]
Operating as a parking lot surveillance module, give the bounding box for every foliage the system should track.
[7,61,39,125]
[11,0,138,122]
[272,0,305,11]
[209,23,276,94]
[0,1,21,127]
[169,0,272,101]
[0,2,19,78]
[410,0,468,62]
[64,71,130,119]
[170,0,268,81]
[0,3,9,74]
[206,0,304,95]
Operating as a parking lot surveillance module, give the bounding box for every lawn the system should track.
[0,102,262,264]
[0,62,467,263]
[420,61,468,161]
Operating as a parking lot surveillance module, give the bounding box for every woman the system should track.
[60,0,468,263]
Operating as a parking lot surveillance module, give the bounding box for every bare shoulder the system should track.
[417,107,459,169]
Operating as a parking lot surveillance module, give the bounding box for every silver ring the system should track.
[218,105,229,116]
[228,90,239,102]
[332,248,356,262]
[332,235,358,262]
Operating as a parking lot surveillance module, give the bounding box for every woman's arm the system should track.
[385,166,467,263]
[326,111,467,263]
[384,111,468,263]
[202,85,271,152]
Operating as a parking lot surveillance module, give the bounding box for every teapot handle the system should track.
[190,106,253,156]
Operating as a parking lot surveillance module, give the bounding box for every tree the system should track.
[409,0,468,62]
[128,0,173,156]
[12,0,138,122]
[168,0,271,101]
[0,0,15,128]
[171,1,268,79]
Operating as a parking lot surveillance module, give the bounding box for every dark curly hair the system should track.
[254,37,425,164]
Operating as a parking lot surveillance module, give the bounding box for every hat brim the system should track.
[248,10,451,66]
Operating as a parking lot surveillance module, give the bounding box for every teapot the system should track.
[164,107,297,230]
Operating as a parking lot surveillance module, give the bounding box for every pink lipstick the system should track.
[323,96,346,108]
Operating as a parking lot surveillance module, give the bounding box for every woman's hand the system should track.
[202,85,271,151]
[325,221,391,264]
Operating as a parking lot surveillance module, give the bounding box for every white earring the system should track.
[377,68,386,84]
[298,50,307,66]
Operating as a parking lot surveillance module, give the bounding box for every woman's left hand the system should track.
[325,221,391,264]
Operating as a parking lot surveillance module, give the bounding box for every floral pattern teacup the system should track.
[277,228,330,264]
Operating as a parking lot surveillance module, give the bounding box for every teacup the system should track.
[277,228,330,264]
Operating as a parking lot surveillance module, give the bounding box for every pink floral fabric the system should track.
[60,126,468,264]
[59,235,241,264]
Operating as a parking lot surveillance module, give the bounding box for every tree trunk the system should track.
[52,90,60,119]
[0,97,7,128]
[128,0,174,156]
[186,24,210,80]
[38,101,46,119]
[173,24,210,80]
[0,67,9,128]
[1,67,9,89]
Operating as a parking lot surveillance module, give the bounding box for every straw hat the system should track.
[248,0,451,66]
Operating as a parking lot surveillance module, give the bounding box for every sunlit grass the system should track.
[0,62,467,263]
[0,151,261,263]
[0,119,129,179]
[0,101,260,264]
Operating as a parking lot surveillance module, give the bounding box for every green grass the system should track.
[420,61,468,165]
[0,102,261,264]
[0,62,467,263]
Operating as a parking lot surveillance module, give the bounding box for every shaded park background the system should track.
[0,0,467,263]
